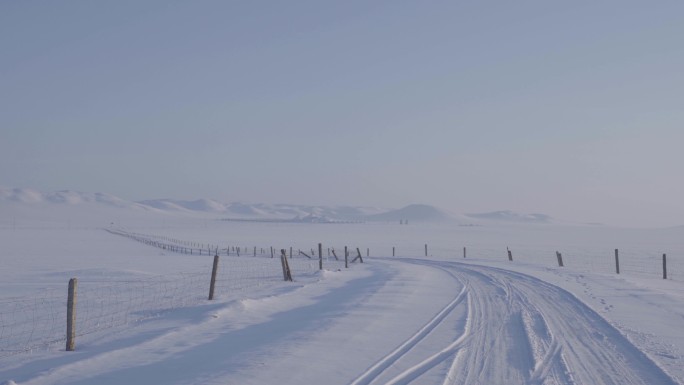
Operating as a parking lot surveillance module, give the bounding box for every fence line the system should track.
[0,230,357,358]
[391,243,679,282]
[2,230,678,359]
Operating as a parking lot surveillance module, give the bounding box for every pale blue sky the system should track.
[2,1,683,226]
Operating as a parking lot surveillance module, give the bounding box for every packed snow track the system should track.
[354,258,678,385]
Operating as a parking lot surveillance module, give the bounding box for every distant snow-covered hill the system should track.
[137,198,389,221]
[138,198,227,213]
[0,188,152,210]
[0,188,166,227]
[0,187,555,226]
[363,204,455,222]
[465,210,552,224]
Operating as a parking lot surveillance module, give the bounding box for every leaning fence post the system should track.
[280,251,288,280]
[66,278,77,351]
[318,243,323,270]
[284,253,292,281]
[280,249,292,281]
[615,249,620,274]
[354,247,364,263]
[663,253,667,279]
[208,254,219,300]
[556,251,564,267]
[507,247,513,261]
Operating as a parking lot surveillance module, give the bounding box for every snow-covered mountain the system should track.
[0,188,168,227]
[0,188,153,211]
[465,210,552,224]
[137,198,389,221]
[138,198,227,213]
[0,188,554,225]
[364,204,456,222]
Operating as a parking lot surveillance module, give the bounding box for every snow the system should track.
[465,210,553,224]
[2,192,684,384]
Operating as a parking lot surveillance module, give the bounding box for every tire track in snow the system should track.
[388,259,679,385]
[349,281,468,385]
[380,294,474,385]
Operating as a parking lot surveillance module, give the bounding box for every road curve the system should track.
[358,259,679,385]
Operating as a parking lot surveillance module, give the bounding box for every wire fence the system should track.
[394,243,681,281]
[2,229,678,359]
[0,230,354,358]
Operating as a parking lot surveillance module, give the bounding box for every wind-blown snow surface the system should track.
[2,204,684,384]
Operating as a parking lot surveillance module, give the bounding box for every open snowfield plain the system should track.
[2,206,684,384]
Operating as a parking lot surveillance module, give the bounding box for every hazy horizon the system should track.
[2,1,683,227]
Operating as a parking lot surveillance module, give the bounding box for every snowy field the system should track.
[2,210,684,384]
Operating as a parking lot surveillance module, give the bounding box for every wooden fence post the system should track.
[319,243,323,270]
[663,253,667,279]
[285,253,292,281]
[208,254,219,300]
[392,246,395,257]
[280,249,292,281]
[425,244,428,257]
[271,246,274,258]
[289,247,292,259]
[507,247,513,261]
[66,278,77,351]
[331,248,338,260]
[254,246,256,257]
[280,251,287,280]
[353,248,364,263]
[367,248,369,257]
[345,246,348,268]
[615,249,620,274]
[280,249,287,281]
[463,247,466,259]
[556,251,564,267]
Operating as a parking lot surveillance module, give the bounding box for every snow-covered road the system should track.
[3,258,681,385]
[386,259,678,385]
